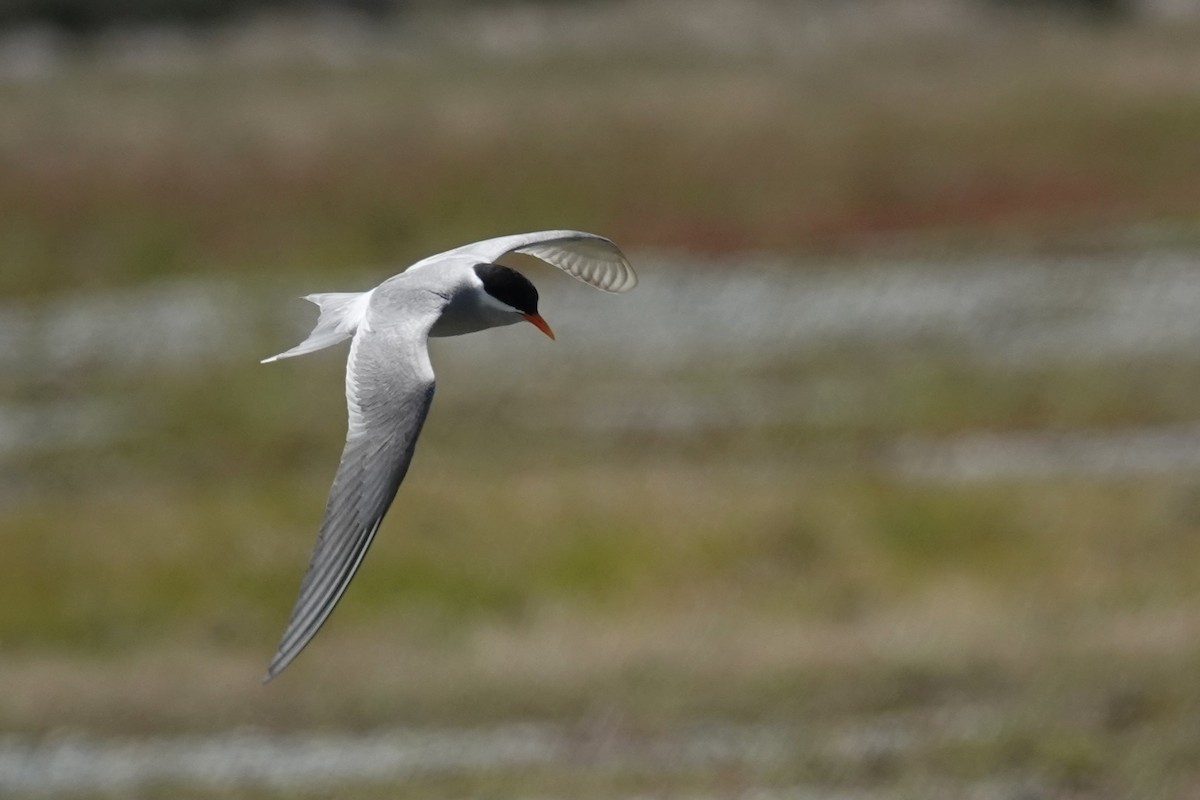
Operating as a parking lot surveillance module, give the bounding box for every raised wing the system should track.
[264,292,441,681]
[410,230,637,293]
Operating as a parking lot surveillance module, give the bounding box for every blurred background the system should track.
[4,0,1200,797]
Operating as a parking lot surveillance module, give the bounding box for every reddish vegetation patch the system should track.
[622,215,760,254]
[606,169,1200,257]
[807,174,1133,247]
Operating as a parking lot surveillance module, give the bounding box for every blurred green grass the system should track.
[7,278,1200,793]
[5,19,1200,297]
[6,12,1200,797]
[8,337,1200,646]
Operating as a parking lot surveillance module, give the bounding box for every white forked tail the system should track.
[261,290,374,363]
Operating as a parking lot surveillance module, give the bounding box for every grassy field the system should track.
[5,6,1200,798]
[4,9,1200,298]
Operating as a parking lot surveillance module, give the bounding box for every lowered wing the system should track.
[264,295,439,681]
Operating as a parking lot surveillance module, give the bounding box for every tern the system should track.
[260,230,637,680]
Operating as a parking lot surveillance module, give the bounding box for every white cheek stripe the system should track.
[478,289,521,314]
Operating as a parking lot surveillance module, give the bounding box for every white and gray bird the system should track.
[260,230,637,680]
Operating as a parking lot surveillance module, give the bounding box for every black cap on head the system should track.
[474,263,539,315]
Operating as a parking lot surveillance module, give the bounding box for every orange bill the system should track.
[521,312,555,340]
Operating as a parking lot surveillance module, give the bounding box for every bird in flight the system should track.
[260,230,637,680]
